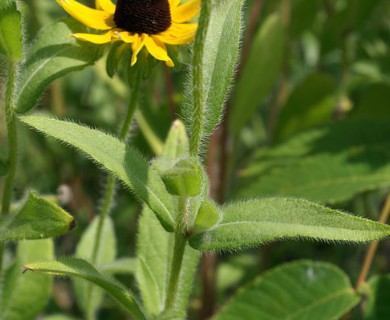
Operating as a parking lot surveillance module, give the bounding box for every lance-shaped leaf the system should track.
[202,0,244,136]
[15,19,103,113]
[213,260,359,320]
[74,216,116,316]
[189,198,390,251]
[20,115,175,231]
[23,258,146,320]
[0,0,23,61]
[0,192,75,242]
[182,0,244,138]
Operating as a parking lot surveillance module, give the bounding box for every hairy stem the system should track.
[86,74,141,320]
[1,62,18,216]
[0,61,18,272]
[91,74,141,263]
[165,196,188,309]
[189,0,212,156]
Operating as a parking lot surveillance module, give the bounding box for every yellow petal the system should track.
[166,23,198,36]
[156,32,194,45]
[131,34,146,66]
[72,31,113,44]
[172,0,200,23]
[56,0,115,30]
[95,0,115,14]
[113,31,137,43]
[169,0,181,8]
[145,36,174,67]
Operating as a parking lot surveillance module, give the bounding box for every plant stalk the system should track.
[355,194,390,290]
[91,73,141,264]
[0,61,18,272]
[165,196,188,309]
[189,0,212,156]
[86,74,141,320]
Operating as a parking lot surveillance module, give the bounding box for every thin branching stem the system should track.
[0,61,18,273]
[91,73,141,263]
[355,194,390,291]
[86,73,141,320]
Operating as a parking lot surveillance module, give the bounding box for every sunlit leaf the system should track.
[0,0,23,61]
[190,198,390,250]
[20,115,175,231]
[15,19,103,113]
[0,192,75,242]
[23,258,146,320]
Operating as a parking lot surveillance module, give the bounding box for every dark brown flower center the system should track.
[114,0,172,35]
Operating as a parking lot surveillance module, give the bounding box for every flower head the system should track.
[57,0,200,67]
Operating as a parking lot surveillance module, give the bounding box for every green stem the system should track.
[91,74,141,264]
[165,196,188,309]
[189,0,212,157]
[1,62,18,216]
[0,61,18,272]
[85,74,141,320]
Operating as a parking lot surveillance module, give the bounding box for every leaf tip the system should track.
[22,266,33,274]
[69,218,77,231]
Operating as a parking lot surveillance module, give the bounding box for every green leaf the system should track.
[364,275,390,320]
[160,158,203,197]
[74,216,116,315]
[236,119,390,204]
[0,192,75,241]
[15,19,103,114]
[189,198,390,251]
[136,207,169,316]
[23,258,146,320]
[230,13,285,134]
[213,260,359,320]
[201,0,244,136]
[161,119,189,161]
[20,115,175,231]
[0,239,54,320]
[100,258,136,275]
[274,73,336,142]
[0,0,23,61]
[193,200,222,233]
[136,206,200,317]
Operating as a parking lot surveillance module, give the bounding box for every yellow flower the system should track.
[56,0,200,67]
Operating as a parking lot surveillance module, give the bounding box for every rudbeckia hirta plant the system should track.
[56,0,200,67]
